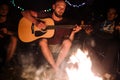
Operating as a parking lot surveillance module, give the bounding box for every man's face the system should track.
[107,8,117,21]
[53,1,66,18]
[0,4,9,16]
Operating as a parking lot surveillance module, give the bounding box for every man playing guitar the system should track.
[21,0,82,71]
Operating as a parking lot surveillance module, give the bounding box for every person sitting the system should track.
[0,3,17,64]
[91,7,120,76]
[21,0,82,71]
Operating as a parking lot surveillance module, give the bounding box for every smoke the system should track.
[17,38,97,80]
[18,51,69,80]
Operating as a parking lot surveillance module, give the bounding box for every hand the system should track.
[103,26,109,31]
[72,25,82,34]
[116,25,120,30]
[0,28,7,38]
[85,29,93,35]
[0,28,7,34]
[84,25,93,35]
[37,22,47,30]
[0,34,4,38]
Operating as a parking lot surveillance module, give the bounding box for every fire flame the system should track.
[65,49,103,80]
[20,49,103,80]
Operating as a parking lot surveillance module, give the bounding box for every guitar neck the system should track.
[47,25,74,29]
[47,25,91,29]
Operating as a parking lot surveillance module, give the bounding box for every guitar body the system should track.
[18,17,55,43]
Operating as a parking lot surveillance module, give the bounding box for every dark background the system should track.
[0,1,120,80]
[1,0,120,23]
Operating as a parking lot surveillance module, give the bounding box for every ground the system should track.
[0,40,120,80]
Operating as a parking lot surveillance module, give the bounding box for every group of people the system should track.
[0,0,120,78]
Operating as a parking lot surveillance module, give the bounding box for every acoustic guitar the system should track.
[18,17,91,43]
[18,17,56,42]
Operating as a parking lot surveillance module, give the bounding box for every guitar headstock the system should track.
[80,20,93,30]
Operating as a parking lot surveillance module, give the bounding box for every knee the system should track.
[39,39,47,47]
[62,39,72,47]
[11,36,17,43]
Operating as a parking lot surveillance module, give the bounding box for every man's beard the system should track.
[54,11,63,18]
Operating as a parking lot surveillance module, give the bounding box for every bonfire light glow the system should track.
[20,49,103,80]
[66,49,103,80]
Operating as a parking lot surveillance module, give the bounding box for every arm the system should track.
[0,28,7,38]
[115,25,120,30]
[69,25,82,41]
[21,10,46,29]
[21,10,39,25]
[0,27,16,37]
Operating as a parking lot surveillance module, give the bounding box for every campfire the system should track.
[20,48,103,80]
[65,49,103,80]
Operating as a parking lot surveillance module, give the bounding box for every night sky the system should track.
[1,0,120,22]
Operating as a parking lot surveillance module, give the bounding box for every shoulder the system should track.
[61,17,78,25]
[37,11,52,19]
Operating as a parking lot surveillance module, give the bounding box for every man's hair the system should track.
[0,1,10,11]
[55,0,66,4]
[108,7,118,14]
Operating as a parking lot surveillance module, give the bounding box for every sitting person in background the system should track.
[94,7,120,40]
[91,7,120,77]
[0,3,17,64]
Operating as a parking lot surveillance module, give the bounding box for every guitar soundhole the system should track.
[35,31,46,37]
